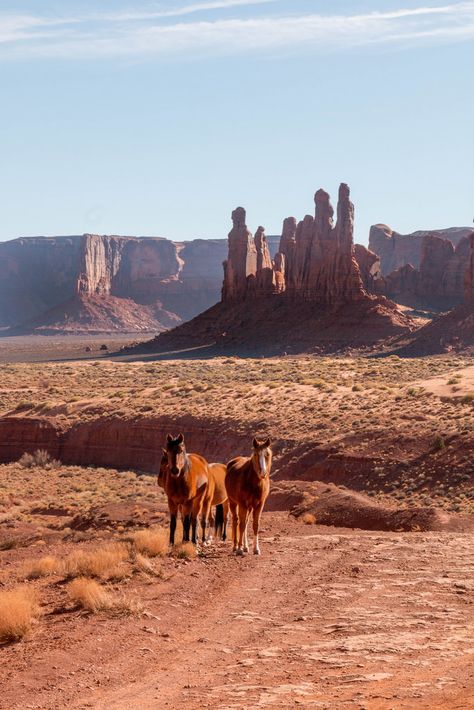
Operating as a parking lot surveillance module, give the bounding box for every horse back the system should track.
[208,462,227,506]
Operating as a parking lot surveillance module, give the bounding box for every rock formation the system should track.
[464,232,474,303]
[369,224,472,275]
[354,244,381,293]
[129,183,416,357]
[394,231,474,355]
[372,233,473,311]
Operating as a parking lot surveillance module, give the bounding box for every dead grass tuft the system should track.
[0,587,40,643]
[173,542,197,559]
[68,578,143,616]
[301,513,317,525]
[68,578,112,612]
[23,556,61,579]
[63,543,129,580]
[131,527,168,557]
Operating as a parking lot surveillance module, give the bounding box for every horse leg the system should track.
[237,507,250,556]
[243,517,249,553]
[168,501,179,546]
[252,504,264,555]
[228,499,238,552]
[222,500,230,541]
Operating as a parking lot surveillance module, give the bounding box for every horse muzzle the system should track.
[170,466,180,476]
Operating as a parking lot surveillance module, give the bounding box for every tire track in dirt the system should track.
[78,517,474,710]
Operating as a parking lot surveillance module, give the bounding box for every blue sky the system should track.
[0,0,473,245]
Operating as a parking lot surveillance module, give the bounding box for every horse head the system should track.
[251,437,272,480]
[166,433,188,477]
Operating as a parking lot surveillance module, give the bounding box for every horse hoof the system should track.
[235,548,244,557]
[243,546,249,553]
[254,548,261,555]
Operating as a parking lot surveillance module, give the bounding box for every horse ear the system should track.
[166,434,173,443]
[252,437,259,449]
[263,437,271,448]
[176,433,184,444]
[162,448,168,456]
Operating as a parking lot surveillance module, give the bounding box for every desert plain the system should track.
[0,335,472,709]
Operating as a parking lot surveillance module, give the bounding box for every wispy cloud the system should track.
[0,2,473,58]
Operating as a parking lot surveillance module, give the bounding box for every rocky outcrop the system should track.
[374,233,472,311]
[394,232,474,355]
[464,233,474,303]
[130,184,416,356]
[221,184,365,305]
[354,244,381,293]
[222,207,257,302]
[369,224,472,275]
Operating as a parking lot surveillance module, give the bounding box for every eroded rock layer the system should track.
[130,184,415,356]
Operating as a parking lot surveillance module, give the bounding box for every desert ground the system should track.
[0,337,473,708]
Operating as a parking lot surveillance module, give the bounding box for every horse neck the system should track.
[249,454,261,480]
[181,450,191,479]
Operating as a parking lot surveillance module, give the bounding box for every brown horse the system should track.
[159,452,228,542]
[164,433,209,546]
[225,437,272,556]
[207,463,230,541]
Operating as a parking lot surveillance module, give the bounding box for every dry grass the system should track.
[173,542,197,559]
[63,543,129,580]
[68,578,142,616]
[0,587,40,643]
[301,513,317,525]
[23,556,61,579]
[131,527,168,557]
[68,578,113,612]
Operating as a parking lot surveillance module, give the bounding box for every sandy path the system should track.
[69,516,474,710]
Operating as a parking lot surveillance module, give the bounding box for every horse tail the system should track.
[215,503,225,539]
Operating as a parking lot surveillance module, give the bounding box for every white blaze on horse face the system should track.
[259,452,267,477]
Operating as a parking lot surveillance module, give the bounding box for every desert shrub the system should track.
[461,394,474,405]
[68,578,112,612]
[0,587,39,643]
[173,542,197,559]
[18,449,61,470]
[63,543,129,580]
[68,578,142,615]
[433,435,446,451]
[23,556,61,579]
[301,513,317,525]
[131,527,168,557]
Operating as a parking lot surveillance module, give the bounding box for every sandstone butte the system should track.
[131,183,416,356]
[393,230,474,355]
[0,233,279,334]
[358,231,474,312]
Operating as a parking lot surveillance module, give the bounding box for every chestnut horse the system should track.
[207,463,230,541]
[159,453,229,541]
[164,433,209,546]
[225,437,272,556]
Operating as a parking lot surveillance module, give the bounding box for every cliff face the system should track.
[369,224,472,275]
[465,233,474,303]
[0,234,223,333]
[374,234,472,311]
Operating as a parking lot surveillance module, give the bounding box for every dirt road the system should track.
[2,513,473,710]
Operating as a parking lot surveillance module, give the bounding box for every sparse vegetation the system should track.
[0,587,40,642]
[68,578,142,615]
[23,556,61,579]
[63,543,129,580]
[19,449,61,470]
[131,527,168,557]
